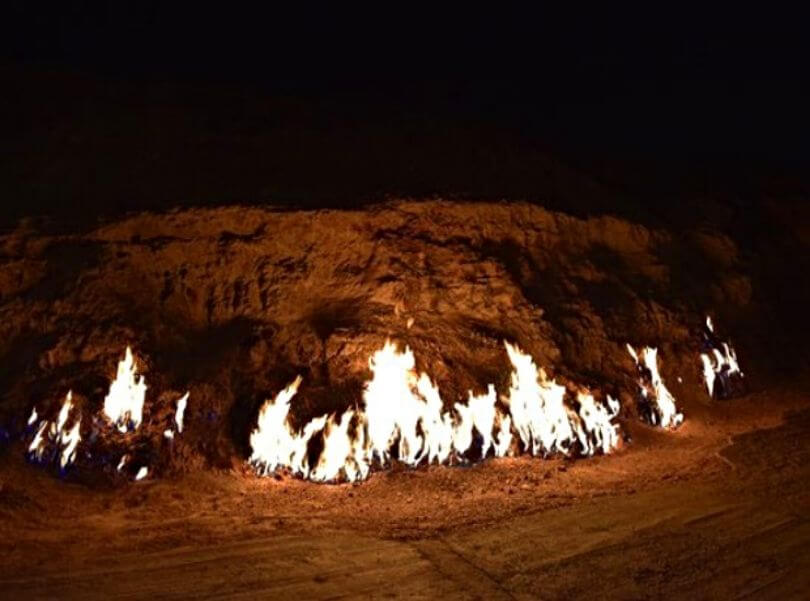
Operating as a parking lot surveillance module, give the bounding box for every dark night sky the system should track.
[3,5,809,219]
[7,5,808,157]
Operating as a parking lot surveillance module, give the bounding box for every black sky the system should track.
[3,4,809,222]
[6,7,808,160]
[6,5,809,161]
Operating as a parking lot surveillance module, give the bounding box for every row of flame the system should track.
[25,318,741,483]
[249,340,624,483]
[27,347,188,480]
[247,317,740,483]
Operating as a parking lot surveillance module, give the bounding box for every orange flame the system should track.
[626,344,683,428]
[249,340,623,482]
[103,347,147,433]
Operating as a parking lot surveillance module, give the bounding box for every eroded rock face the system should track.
[0,201,752,474]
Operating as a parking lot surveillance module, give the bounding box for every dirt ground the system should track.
[1,382,808,600]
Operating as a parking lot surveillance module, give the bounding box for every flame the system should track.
[626,345,683,428]
[59,422,82,470]
[363,340,423,464]
[359,341,512,467]
[163,391,190,440]
[576,392,621,456]
[504,342,578,455]
[249,375,305,475]
[701,317,743,398]
[250,339,622,483]
[415,373,454,465]
[175,392,189,433]
[456,385,503,459]
[103,347,147,433]
[310,410,369,483]
[27,391,82,468]
[26,348,190,477]
[134,466,148,481]
[28,422,47,460]
[55,393,72,433]
[503,342,622,456]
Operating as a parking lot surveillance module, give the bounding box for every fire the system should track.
[626,345,683,428]
[457,385,502,458]
[415,373,454,465]
[28,422,47,460]
[577,392,621,455]
[701,317,744,398]
[249,375,305,476]
[360,341,513,467]
[363,340,423,464]
[175,391,189,433]
[103,346,147,433]
[26,320,741,484]
[504,341,579,456]
[164,391,190,440]
[27,391,82,469]
[503,342,621,457]
[250,339,623,483]
[310,411,368,483]
[24,348,191,480]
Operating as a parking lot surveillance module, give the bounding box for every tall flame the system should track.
[626,345,683,428]
[175,391,189,433]
[577,392,621,456]
[504,342,621,457]
[28,391,82,469]
[103,346,147,433]
[363,340,423,464]
[250,340,622,483]
[249,375,305,476]
[701,317,743,398]
[504,342,579,456]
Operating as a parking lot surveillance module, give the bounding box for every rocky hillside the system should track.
[0,200,761,478]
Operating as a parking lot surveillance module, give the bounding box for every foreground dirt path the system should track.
[2,389,809,600]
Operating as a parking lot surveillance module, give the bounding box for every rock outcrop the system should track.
[0,201,754,476]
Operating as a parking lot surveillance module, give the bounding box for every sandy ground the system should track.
[1,384,809,600]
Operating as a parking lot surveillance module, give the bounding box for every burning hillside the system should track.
[4,200,810,601]
[0,201,751,484]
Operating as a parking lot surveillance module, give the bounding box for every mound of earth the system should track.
[0,200,755,478]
